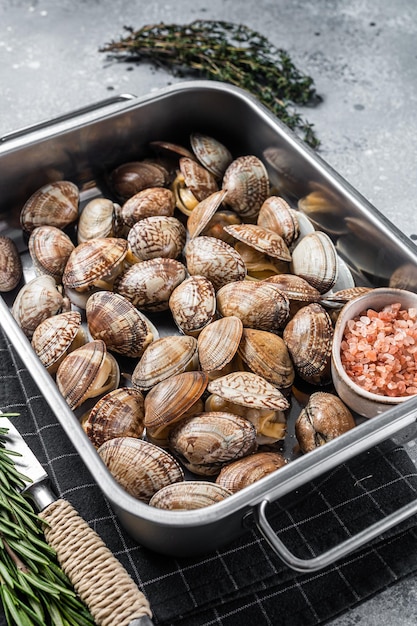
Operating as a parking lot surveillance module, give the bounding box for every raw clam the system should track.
[86,290,156,358]
[144,371,209,439]
[169,275,217,336]
[31,310,86,374]
[222,155,269,220]
[149,481,232,510]
[216,281,290,332]
[20,180,79,233]
[62,237,129,308]
[56,339,120,410]
[184,236,247,291]
[295,391,356,453]
[290,231,339,294]
[77,197,121,243]
[198,209,242,244]
[283,302,334,385]
[224,223,291,262]
[215,451,287,493]
[190,133,233,179]
[127,215,186,261]
[262,273,321,316]
[187,189,228,239]
[197,316,243,374]
[234,242,289,280]
[169,411,258,475]
[206,371,289,444]
[0,235,22,292]
[97,437,184,503]
[115,257,187,312]
[237,328,295,390]
[81,387,145,449]
[173,157,218,216]
[120,187,176,229]
[132,335,199,392]
[109,161,170,201]
[28,225,75,282]
[257,196,300,246]
[12,274,70,339]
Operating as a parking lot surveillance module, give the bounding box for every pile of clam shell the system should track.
[0,132,372,511]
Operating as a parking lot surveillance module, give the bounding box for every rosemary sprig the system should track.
[0,417,94,626]
[100,20,321,148]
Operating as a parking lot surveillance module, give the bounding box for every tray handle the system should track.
[255,496,417,572]
[0,94,136,143]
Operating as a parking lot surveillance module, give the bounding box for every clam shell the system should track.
[168,411,258,476]
[237,328,295,390]
[283,302,334,385]
[82,387,145,448]
[62,237,128,291]
[127,215,186,261]
[132,335,199,392]
[222,155,269,220]
[77,197,121,243]
[12,274,69,339]
[20,180,79,233]
[185,236,247,291]
[56,339,120,410]
[115,257,187,312]
[224,223,291,262]
[86,290,155,358]
[215,451,287,493]
[199,209,242,244]
[179,157,218,202]
[97,437,184,503]
[28,225,75,281]
[169,275,217,336]
[257,196,300,246]
[295,391,356,453]
[190,133,233,179]
[216,281,290,332]
[207,371,290,410]
[144,371,209,437]
[31,310,85,374]
[0,235,22,292]
[187,189,228,239]
[262,274,321,303]
[197,316,243,373]
[120,187,175,229]
[149,481,232,510]
[290,231,339,294]
[109,161,169,201]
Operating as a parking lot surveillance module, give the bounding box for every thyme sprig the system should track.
[100,20,321,148]
[0,419,94,626]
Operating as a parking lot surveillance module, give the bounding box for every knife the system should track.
[0,415,154,626]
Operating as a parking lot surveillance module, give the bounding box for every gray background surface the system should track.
[1,1,417,624]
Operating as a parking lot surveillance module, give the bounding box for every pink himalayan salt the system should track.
[340,302,417,397]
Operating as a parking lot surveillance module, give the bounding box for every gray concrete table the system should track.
[1,1,417,624]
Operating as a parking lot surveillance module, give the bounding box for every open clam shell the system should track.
[224,223,292,262]
[187,189,228,239]
[97,437,184,503]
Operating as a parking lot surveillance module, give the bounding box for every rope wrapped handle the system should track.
[39,498,153,626]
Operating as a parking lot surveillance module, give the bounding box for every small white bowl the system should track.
[331,287,417,418]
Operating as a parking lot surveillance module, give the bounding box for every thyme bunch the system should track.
[100,20,321,148]
[0,419,94,626]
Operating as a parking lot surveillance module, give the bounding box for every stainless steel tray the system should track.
[1,81,417,572]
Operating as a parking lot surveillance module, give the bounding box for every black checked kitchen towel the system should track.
[1,324,417,626]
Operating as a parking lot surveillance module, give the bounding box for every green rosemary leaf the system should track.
[1,585,23,626]
[0,561,16,588]
[6,540,50,568]
[100,20,321,148]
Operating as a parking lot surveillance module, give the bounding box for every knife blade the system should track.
[0,415,154,626]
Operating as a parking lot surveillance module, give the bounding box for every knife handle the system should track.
[39,498,153,626]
